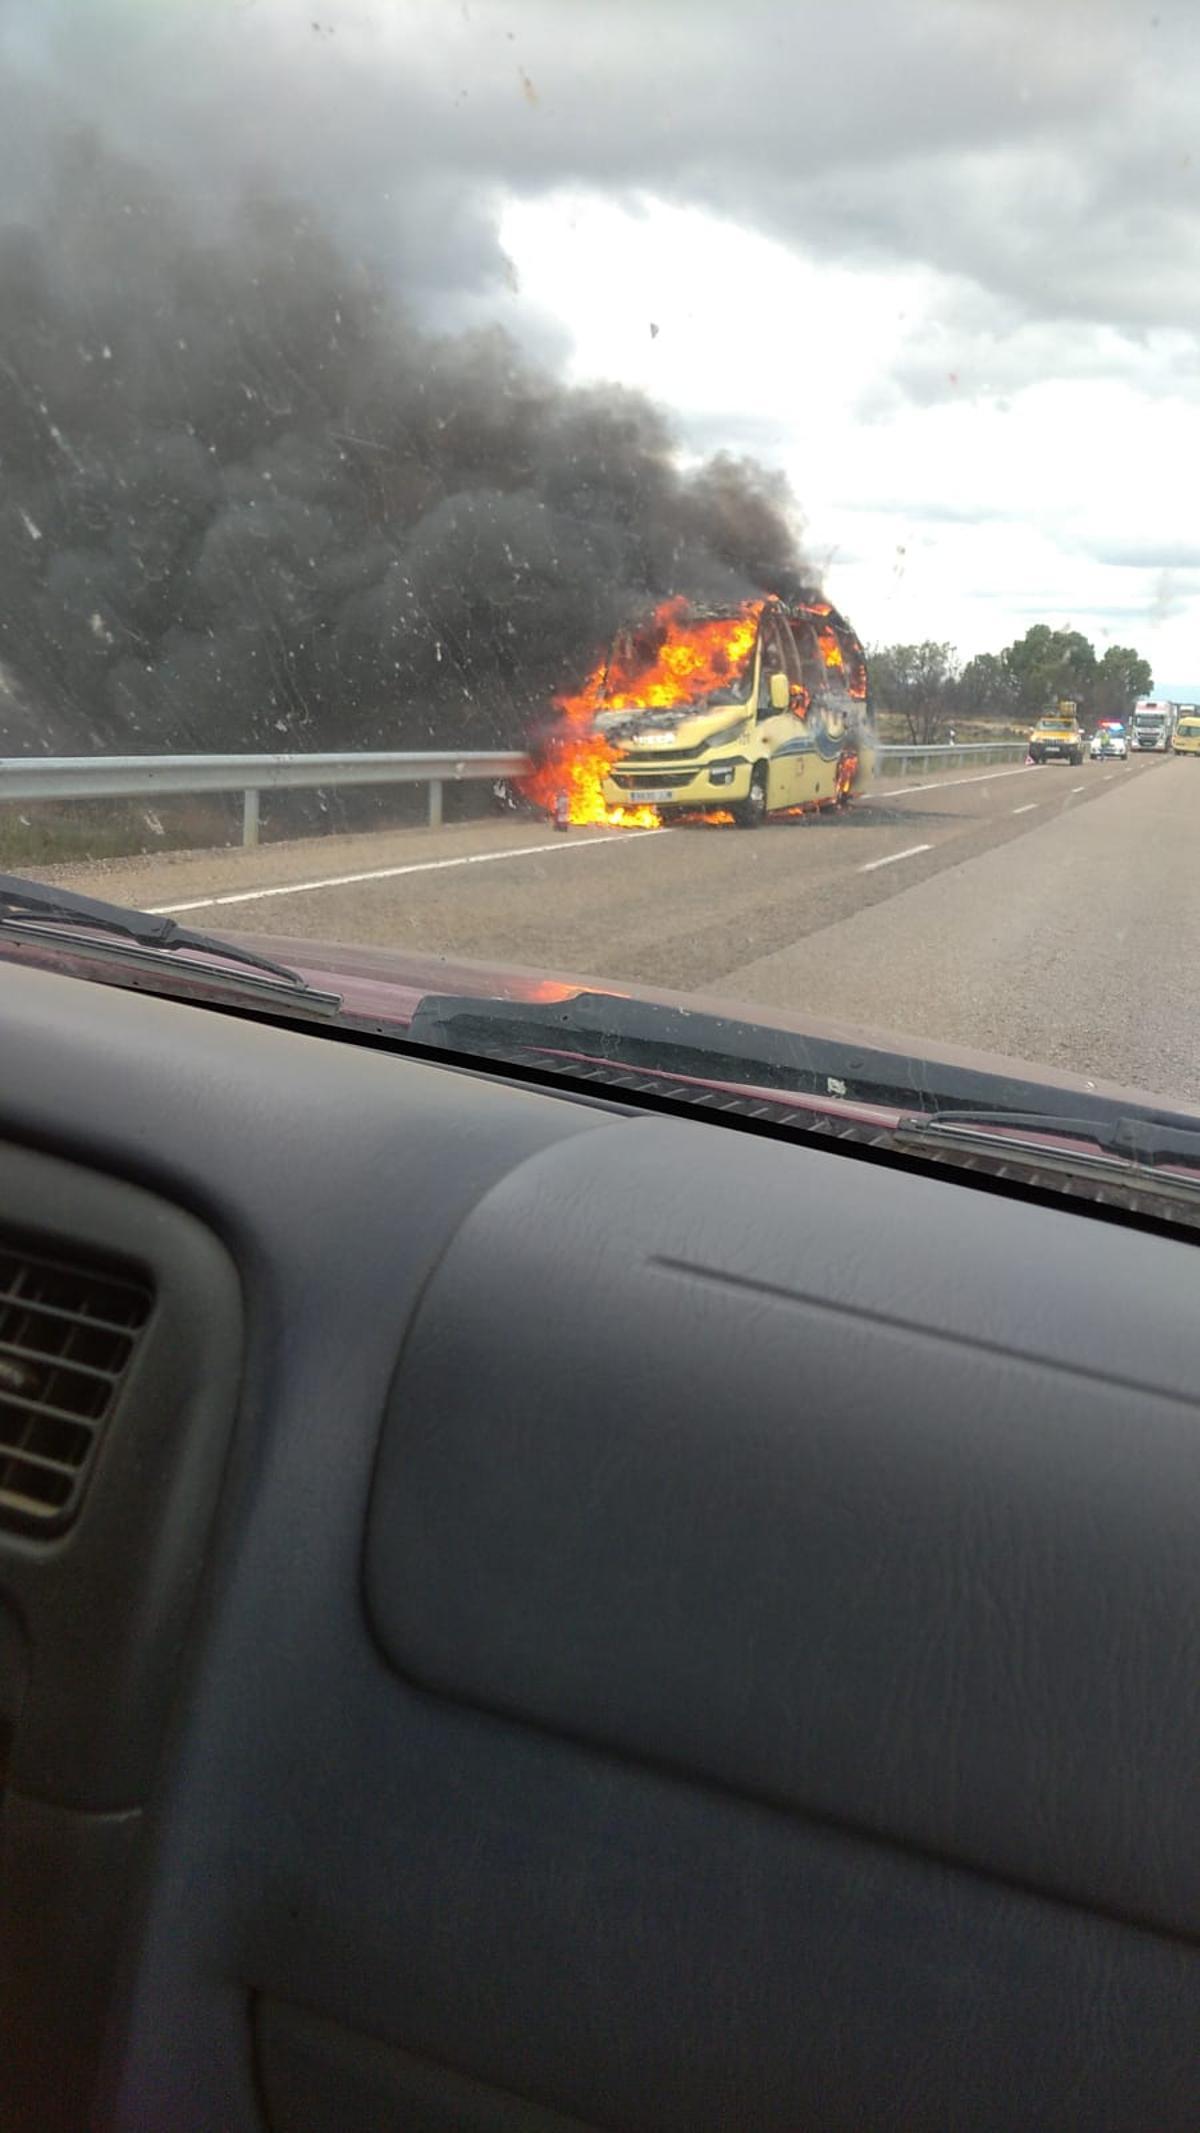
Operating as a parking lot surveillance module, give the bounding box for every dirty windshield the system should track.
[2,2,1199,1112]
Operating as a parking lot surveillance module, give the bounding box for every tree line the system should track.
[870,628,1154,745]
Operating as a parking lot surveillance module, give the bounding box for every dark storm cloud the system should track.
[6,0,1192,340]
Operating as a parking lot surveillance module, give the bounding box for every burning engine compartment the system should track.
[520,593,873,828]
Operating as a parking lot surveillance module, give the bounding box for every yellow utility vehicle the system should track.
[1028,702,1084,765]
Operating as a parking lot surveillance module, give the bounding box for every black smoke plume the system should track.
[0,132,811,755]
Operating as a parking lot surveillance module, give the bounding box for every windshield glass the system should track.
[3,1,1200,1120]
[599,605,759,714]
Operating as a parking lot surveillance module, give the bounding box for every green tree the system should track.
[954,650,1018,723]
[1002,626,1097,717]
[1092,644,1153,722]
[870,641,959,744]
[870,629,1152,741]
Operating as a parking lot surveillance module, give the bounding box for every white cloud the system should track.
[502,190,1200,671]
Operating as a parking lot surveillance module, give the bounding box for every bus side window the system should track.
[780,617,808,713]
[758,622,787,716]
[792,619,825,704]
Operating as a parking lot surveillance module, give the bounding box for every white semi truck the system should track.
[1130,699,1177,751]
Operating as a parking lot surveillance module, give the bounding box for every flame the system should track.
[520,596,762,827]
[532,728,660,831]
[580,596,760,716]
[793,597,868,700]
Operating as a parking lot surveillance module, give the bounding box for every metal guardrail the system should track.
[876,740,1027,776]
[0,749,531,845]
[0,739,1026,850]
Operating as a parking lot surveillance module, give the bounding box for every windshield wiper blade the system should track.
[0,873,341,1011]
[407,993,1200,1172]
[895,1108,1200,1172]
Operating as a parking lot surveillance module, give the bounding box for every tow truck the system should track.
[1028,702,1084,765]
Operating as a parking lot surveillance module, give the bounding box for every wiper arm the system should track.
[896,1108,1200,1172]
[0,873,341,1011]
[407,992,1200,1177]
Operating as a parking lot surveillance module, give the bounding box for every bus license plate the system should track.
[626,788,669,802]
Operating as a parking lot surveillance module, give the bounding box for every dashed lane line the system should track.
[884,765,1035,798]
[858,843,933,874]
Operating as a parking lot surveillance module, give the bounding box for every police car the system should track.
[1089,721,1128,761]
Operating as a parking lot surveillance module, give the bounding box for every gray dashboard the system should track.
[0,958,1198,2132]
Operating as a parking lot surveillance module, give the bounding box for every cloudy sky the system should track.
[6,0,1200,681]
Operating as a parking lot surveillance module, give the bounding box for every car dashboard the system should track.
[1,957,1199,2132]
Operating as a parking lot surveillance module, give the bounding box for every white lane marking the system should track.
[884,765,1034,798]
[148,826,663,915]
[1071,784,1086,793]
[858,843,933,873]
[145,760,1037,916]
[1012,802,1038,814]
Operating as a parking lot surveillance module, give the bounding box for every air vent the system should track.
[0,1240,153,1533]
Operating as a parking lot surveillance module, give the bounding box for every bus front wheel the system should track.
[737,764,769,829]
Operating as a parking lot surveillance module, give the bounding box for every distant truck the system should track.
[1130,699,1177,751]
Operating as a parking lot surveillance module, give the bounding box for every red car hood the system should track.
[232,931,1200,1139]
[5,926,1200,1149]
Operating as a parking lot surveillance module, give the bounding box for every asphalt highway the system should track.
[45,750,1200,1102]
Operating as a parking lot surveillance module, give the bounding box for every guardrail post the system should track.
[242,788,260,847]
[428,777,443,829]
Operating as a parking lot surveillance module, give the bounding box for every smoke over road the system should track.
[0,130,810,758]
